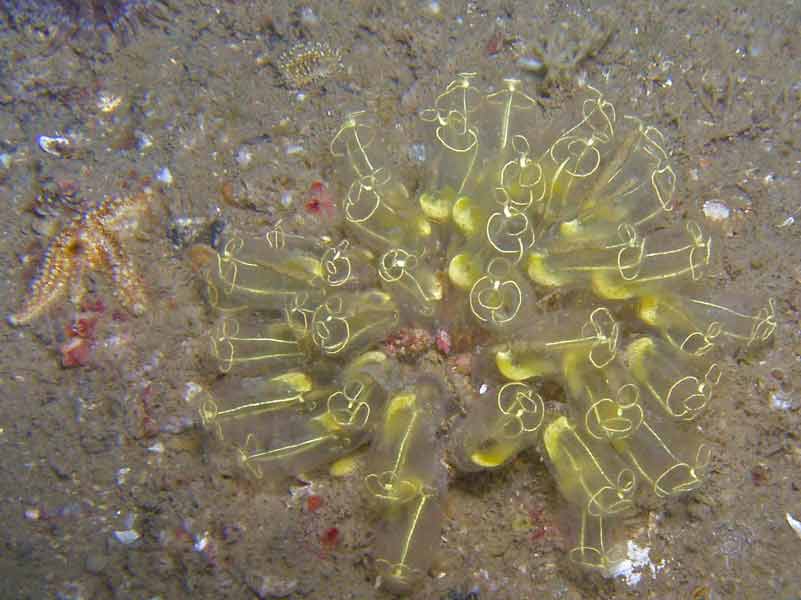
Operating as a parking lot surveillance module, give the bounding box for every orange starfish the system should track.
[8,190,153,326]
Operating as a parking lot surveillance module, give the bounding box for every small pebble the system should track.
[247,574,299,599]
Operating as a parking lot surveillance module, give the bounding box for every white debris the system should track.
[236,146,253,167]
[787,513,801,540]
[116,467,131,486]
[156,167,173,185]
[770,391,794,411]
[517,56,545,73]
[113,529,140,545]
[285,143,304,156]
[408,143,427,163]
[702,200,730,222]
[136,131,153,151]
[194,532,210,552]
[184,381,204,403]
[97,92,123,114]
[299,6,319,26]
[606,540,664,587]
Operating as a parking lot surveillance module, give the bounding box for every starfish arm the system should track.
[89,227,147,315]
[8,230,78,325]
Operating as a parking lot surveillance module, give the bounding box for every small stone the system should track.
[687,496,712,521]
[246,574,298,599]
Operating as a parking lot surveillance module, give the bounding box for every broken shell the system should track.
[787,513,801,540]
[37,135,73,158]
[702,200,731,222]
[113,529,141,545]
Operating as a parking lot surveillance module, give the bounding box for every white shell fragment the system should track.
[787,513,801,540]
[517,56,545,73]
[37,135,72,157]
[194,533,210,552]
[113,529,141,545]
[606,540,665,586]
[702,200,731,222]
[97,92,123,114]
[184,381,204,403]
[156,167,173,185]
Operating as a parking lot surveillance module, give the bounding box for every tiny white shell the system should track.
[37,135,72,157]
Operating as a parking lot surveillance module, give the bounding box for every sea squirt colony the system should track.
[191,73,776,591]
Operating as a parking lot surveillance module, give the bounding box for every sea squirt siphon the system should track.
[190,74,776,591]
